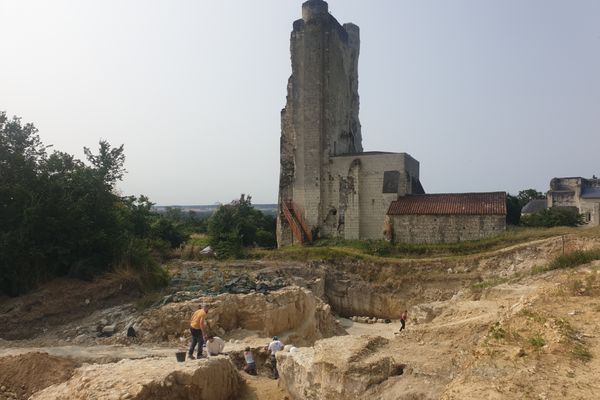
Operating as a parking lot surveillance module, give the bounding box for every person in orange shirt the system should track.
[188,303,209,359]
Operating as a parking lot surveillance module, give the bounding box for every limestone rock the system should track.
[135,286,345,346]
[411,302,446,324]
[32,357,241,400]
[102,324,116,335]
[278,335,404,400]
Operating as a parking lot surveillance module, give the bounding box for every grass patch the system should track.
[316,227,572,258]
[519,308,546,324]
[555,318,577,340]
[533,249,600,274]
[529,335,546,348]
[255,227,583,263]
[572,344,593,362]
[488,322,506,340]
[554,318,593,362]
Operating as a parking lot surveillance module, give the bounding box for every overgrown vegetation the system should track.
[0,112,184,296]
[206,194,276,258]
[521,207,584,228]
[532,249,600,275]
[506,189,587,228]
[255,227,578,262]
[506,189,545,225]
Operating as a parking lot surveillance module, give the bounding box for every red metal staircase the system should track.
[281,200,312,244]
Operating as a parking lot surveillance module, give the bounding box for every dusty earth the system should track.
[1,233,600,399]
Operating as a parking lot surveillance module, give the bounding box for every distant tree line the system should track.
[0,112,187,296]
[157,207,209,234]
[506,188,583,227]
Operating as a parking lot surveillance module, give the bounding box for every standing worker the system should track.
[188,303,209,359]
[268,336,284,379]
[399,310,408,332]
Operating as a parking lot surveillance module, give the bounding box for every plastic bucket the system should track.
[175,352,186,362]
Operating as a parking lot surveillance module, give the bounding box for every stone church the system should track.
[276,1,506,246]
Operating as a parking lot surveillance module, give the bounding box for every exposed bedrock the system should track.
[135,286,344,346]
[32,357,241,400]
[277,335,404,400]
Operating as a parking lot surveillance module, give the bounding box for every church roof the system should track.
[582,187,600,199]
[387,192,506,216]
[521,199,548,214]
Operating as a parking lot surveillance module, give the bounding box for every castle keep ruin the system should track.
[277,1,506,246]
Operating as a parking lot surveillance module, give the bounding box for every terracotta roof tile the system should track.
[387,192,506,216]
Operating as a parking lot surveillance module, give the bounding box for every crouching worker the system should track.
[267,336,284,379]
[243,347,257,376]
[206,335,225,356]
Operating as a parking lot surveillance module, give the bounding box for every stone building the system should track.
[276,1,506,246]
[387,193,507,244]
[547,177,600,225]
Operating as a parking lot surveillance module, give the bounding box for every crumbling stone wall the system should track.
[277,0,363,246]
[391,215,506,244]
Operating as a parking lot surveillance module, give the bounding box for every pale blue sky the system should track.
[1,1,598,204]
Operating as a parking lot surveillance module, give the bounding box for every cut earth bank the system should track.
[1,234,600,399]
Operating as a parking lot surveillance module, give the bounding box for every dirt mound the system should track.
[0,352,77,399]
[0,274,142,340]
[441,265,600,399]
[32,356,241,400]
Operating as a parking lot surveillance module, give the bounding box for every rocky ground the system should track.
[1,234,600,399]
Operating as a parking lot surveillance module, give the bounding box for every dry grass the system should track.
[253,227,594,264]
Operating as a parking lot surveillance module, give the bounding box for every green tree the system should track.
[0,112,168,295]
[505,194,521,225]
[207,194,276,258]
[517,189,545,207]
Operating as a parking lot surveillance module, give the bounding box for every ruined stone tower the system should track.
[277,1,423,246]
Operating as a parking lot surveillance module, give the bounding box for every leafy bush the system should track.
[255,229,276,248]
[521,207,584,228]
[207,194,276,258]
